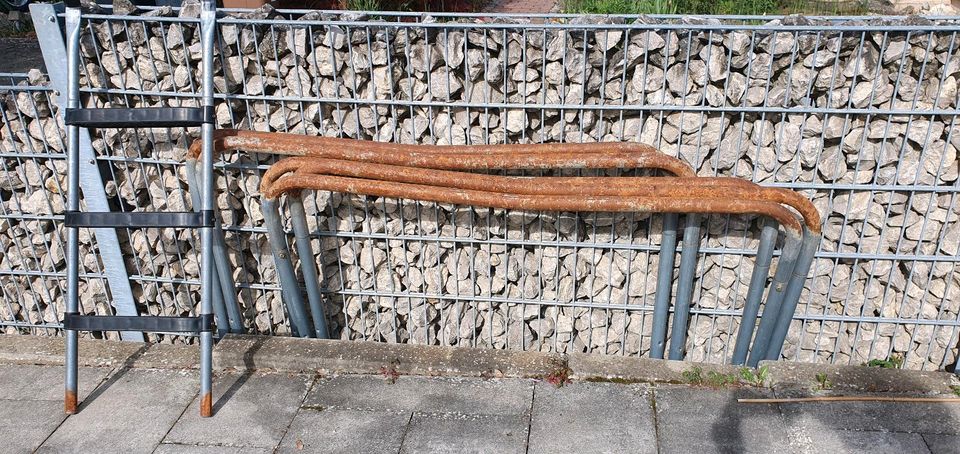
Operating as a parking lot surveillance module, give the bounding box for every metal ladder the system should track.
[63,0,219,417]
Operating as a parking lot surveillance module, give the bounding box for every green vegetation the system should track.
[864,355,904,369]
[950,385,960,397]
[814,372,833,391]
[739,365,770,388]
[342,0,383,11]
[562,0,867,16]
[682,366,704,385]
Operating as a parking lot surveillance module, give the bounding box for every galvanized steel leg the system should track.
[731,220,779,365]
[185,160,226,337]
[763,228,820,361]
[198,0,216,418]
[650,213,679,359]
[668,214,701,360]
[288,193,330,339]
[747,231,802,367]
[185,159,241,336]
[62,8,81,414]
[263,198,314,338]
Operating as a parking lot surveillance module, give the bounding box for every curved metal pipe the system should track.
[189,129,697,177]
[263,173,805,236]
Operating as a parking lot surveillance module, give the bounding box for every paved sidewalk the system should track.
[1,335,960,453]
[1,364,958,453]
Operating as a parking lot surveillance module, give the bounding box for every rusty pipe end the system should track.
[65,390,78,414]
[200,392,213,418]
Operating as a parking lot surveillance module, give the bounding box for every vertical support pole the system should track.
[668,214,701,360]
[30,2,143,342]
[747,232,802,367]
[650,213,678,359]
[63,7,80,415]
[184,159,233,338]
[289,193,329,339]
[731,220,778,365]
[198,0,216,418]
[763,228,819,361]
[262,198,315,338]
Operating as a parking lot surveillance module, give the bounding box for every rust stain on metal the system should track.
[260,157,818,235]
[64,390,77,414]
[200,392,212,418]
[188,130,820,235]
[262,172,804,235]
[188,129,697,177]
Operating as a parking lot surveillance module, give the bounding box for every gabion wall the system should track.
[1,6,959,370]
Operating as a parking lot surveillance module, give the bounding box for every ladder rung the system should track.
[64,211,214,228]
[64,107,213,128]
[63,313,214,333]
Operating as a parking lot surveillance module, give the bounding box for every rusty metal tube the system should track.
[262,173,804,236]
[189,129,698,177]
[261,158,812,236]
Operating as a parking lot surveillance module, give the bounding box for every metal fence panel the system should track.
[1,8,959,370]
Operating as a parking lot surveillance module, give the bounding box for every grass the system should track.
[864,355,904,369]
[561,0,867,16]
[342,0,384,10]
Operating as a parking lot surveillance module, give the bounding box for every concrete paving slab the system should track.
[0,364,113,401]
[400,413,527,454]
[654,385,793,454]
[153,443,273,453]
[528,381,656,454]
[304,375,533,415]
[923,434,960,454]
[277,409,410,454]
[37,368,198,454]
[0,399,66,454]
[788,430,930,454]
[165,372,313,448]
[778,399,960,435]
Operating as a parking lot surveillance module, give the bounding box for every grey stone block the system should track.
[38,368,199,454]
[528,381,656,454]
[0,399,67,454]
[923,434,960,454]
[654,385,793,454]
[400,413,528,454]
[303,374,533,416]
[165,372,313,448]
[277,409,409,454]
[0,364,112,401]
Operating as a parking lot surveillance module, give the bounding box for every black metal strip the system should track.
[64,107,207,128]
[63,314,206,333]
[64,211,211,228]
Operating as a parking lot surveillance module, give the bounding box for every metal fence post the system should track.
[30,2,143,342]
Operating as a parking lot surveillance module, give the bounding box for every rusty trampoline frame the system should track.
[188,130,821,366]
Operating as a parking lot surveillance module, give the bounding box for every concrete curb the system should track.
[760,360,960,397]
[2,335,957,396]
[213,335,565,378]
